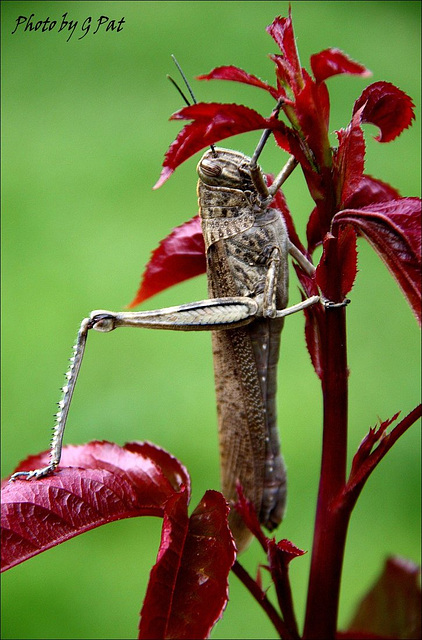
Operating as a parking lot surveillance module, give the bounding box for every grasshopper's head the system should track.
[197,148,256,192]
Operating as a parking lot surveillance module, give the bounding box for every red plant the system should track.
[2,10,421,640]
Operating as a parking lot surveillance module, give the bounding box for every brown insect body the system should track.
[198,148,289,550]
[13,146,314,555]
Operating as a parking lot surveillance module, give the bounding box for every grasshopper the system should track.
[10,67,322,551]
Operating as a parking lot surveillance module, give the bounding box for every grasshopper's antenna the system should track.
[169,55,217,157]
[171,54,197,106]
[167,74,191,108]
[250,98,285,168]
[248,98,298,201]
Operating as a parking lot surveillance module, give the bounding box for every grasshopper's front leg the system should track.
[9,296,259,482]
[263,247,319,319]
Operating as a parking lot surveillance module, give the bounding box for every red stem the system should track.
[232,560,295,639]
[303,290,350,637]
[272,560,300,638]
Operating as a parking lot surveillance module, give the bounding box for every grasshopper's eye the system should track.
[200,160,222,177]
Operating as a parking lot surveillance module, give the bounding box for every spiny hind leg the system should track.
[10,317,92,481]
[9,297,260,482]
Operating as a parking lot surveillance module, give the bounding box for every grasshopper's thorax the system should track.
[197,148,266,251]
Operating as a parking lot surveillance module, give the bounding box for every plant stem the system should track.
[271,556,300,638]
[303,299,350,639]
[232,560,295,639]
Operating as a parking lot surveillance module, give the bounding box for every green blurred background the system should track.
[1,2,420,638]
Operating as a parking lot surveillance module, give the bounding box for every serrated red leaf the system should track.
[349,413,401,481]
[291,263,323,378]
[1,441,190,571]
[337,226,358,295]
[154,103,274,188]
[274,538,306,565]
[266,537,306,637]
[138,488,190,639]
[233,483,269,552]
[139,490,235,639]
[307,175,401,254]
[303,300,324,380]
[306,206,323,253]
[333,198,422,324]
[344,406,421,505]
[271,121,295,155]
[266,11,303,94]
[270,179,305,254]
[295,73,331,169]
[315,227,358,301]
[3,443,236,639]
[310,48,371,84]
[197,66,279,99]
[344,175,401,210]
[353,81,415,143]
[346,557,421,640]
[269,54,295,97]
[128,216,205,307]
[334,108,366,208]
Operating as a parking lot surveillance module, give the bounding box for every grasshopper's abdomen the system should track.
[197,148,289,550]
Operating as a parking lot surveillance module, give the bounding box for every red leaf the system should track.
[3,443,236,639]
[270,181,305,254]
[345,557,421,640]
[334,108,366,208]
[306,206,323,253]
[344,406,421,507]
[197,66,279,99]
[291,263,324,378]
[333,198,422,324]
[349,413,401,483]
[303,304,324,380]
[315,227,358,301]
[310,48,371,84]
[233,483,269,552]
[272,122,295,155]
[269,54,294,98]
[266,11,303,94]
[295,73,331,169]
[353,81,415,143]
[138,488,190,639]
[337,226,358,296]
[154,103,274,188]
[272,538,306,566]
[267,537,306,637]
[139,490,235,639]
[1,441,190,571]
[128,216,205,307]
[344,175,401,210]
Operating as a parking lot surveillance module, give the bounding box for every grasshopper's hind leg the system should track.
[9,297,259,482]
[10,317,92,481]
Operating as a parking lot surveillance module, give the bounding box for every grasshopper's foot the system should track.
[323,297,351,309]
[9,464,57,482]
